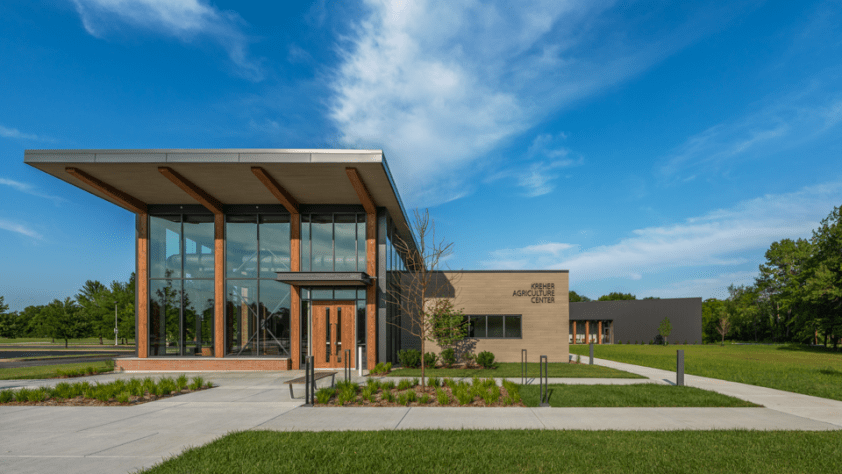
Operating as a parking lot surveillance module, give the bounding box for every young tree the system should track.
[716,312,731,346]
[430,299,467,350]
[658,317,672,345]
[76,280,110,344]
[387,209,458,391]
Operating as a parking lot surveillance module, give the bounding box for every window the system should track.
[466,315,522,339]
[300,213,368,272]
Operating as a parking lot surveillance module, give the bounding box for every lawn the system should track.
[389,362,644,379]
[0,353,105,361]
[569,343,842,401]
[0,361,114,380]
[141,430,842,474]
[0,337,136,345]
[519,383,758,407]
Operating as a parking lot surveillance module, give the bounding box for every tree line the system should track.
[0,274,136,347]
[700,205,842,349]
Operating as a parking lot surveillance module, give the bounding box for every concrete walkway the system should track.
[1,366,841,474]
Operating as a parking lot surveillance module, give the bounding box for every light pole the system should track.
[114,303,118,346]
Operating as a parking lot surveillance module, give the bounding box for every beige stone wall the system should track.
[425,271,569,364]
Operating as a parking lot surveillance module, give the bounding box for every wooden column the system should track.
[137,214,149,358]
[585,321,590,344]
[572,321,576,345]
[290,213,301,369]
[366,212,377,369]
[214,213,225,357]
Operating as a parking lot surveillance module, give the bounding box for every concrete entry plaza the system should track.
[0,364,840,474]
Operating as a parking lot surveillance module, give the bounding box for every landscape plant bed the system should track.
[0,375,214,407]
[316,377,524,407]
[388,362,644,379]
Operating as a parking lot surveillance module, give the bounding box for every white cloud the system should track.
[0,219,43,240]
[0,125,40,141]
[483,181,842,281]
[660,88,842,181]
[330,0,728,205]
[641,271,758,300]
[0,178,65,204]
[70,0,263,81]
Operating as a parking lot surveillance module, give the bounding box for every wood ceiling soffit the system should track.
[345,167,377,214]
[157,167,223,214]
[250,167,299,214]
[65,167,148,214]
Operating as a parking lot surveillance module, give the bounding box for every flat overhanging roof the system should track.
[275,272,373,286]
[24,148,416,249]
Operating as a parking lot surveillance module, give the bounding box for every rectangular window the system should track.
[464,315,522,339]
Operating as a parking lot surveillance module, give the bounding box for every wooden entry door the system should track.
[312,301,355,369]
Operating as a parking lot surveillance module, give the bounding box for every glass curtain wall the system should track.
[300,213,367,272]
[384,216,408,362]
[225,214,292,357]
[148,214,215,357]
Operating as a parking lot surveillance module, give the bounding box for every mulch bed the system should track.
[0,386,213,407]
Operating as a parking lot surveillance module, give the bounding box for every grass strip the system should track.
[520,383,759,407]
[569,343,842,401]
[3,353,108,361]
[0,337,136,345]
[0,361,113,380]
[389,362,643,378]
[141,430,842,474]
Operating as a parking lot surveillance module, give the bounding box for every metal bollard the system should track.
[304,356,314,407]
[345,349,351,381]
[677,350,684,386]
[521,349,527,385]
[589,342,594,365]
[539,355,549,407]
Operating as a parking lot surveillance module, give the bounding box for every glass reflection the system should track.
[183,279,214,356]
[505,316,521,338]
[311,214,333,271]
[487,316,504,337]
[259,215,290,275]
[149,279,180,356]
[150,216,181,279]
[334,214,356,272]
[226,216,258,278]
[183,215,214,279]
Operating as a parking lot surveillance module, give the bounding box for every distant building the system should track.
[570,298,702,345]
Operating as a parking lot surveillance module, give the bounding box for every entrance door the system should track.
[312,301,356,369]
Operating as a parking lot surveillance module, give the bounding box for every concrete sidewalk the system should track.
[1,366,841,474]
[587,356,842,429]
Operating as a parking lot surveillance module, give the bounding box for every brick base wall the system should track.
[115,358,291,372]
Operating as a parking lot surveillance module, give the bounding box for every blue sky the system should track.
[1,0,841,310]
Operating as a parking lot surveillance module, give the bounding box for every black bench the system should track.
[287,371,338,399]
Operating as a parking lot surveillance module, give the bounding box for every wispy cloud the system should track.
[0,218,43,240]
[0,178,65,204]
[483,181,842,282]
[70,0,263,81]
[329,0,746,205]
[0,125,41,141]
[660,88,842,181]
[488,133,583,197]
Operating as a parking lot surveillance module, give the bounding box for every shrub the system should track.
[398,349,421,368]
[366,378,381,391]
[440,348,456,367]
[427,376,439,388]
[406,391,417,403]
[419,393,431,404]
[189,376,205,391]
[361,386,375,402]
[397,379,412,390]
[176,374,188,391]
[16,388,31,402]
[476,351,496,368]
[424,352,438,368]
[482,385,500,405]
[315,388,335,404]
[501,379,521,404]
[462,352,476,366]
[397,392,408,406]
[0,390,14,403]
[382,389,395,403]
[116,392,130,404]
[618,340,623,345]
[381,380,396,390]
[432,388,446,405]
[454,386,473,406]
[337,387,356,405]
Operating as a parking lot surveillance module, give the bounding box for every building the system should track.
[25,149,570,371]
[569,298,702,345]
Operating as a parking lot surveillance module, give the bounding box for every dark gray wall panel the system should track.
[570,298,702,345]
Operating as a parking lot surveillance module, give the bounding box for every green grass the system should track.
[1,353,106,361]
[389,362,644,378]
[0,337,136,345]
[520,383,759,407]
[0,361,113,380]
[140,430,842,474]
[569,343,842,401]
